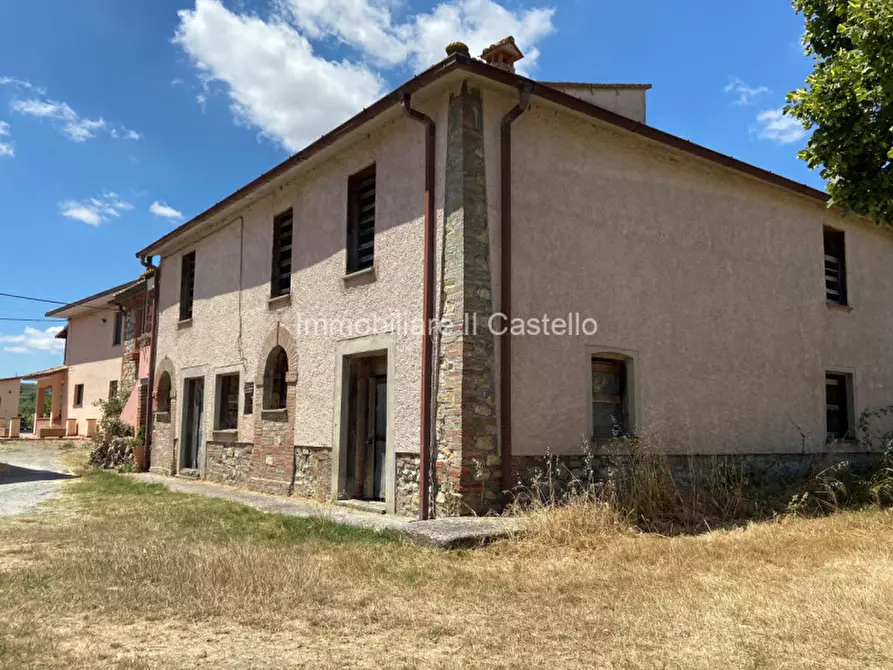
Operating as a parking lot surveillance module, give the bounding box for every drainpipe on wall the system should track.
[140,255,159,469]
[401,92,435,521]
[500,84,532,497]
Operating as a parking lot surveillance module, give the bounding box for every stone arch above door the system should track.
[255,323,298,388]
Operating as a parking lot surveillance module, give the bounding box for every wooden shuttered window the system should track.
[825,372,852,440]
[179,251,196,321]
[347,164,376,273]
[592,357,628,439]
[823,228,847,305]
[271,209,293,298]
[216,373,240,430]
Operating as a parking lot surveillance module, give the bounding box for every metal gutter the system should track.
[401,93,436,521]
[499,83,532,497]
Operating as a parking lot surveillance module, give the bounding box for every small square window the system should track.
[825,372,853,440]
[216,373,240,430]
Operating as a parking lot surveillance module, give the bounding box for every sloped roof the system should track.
[136,52,830,259]
[45,278,141,319]
[22,365,67,381]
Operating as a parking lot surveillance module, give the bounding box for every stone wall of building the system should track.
[395,454,421,517]
[120,310,139,397]
[206,441,253,487]
[292,446,332,500]
[149,358,177,476]
[433,81,501,517]
[149,403,176,476]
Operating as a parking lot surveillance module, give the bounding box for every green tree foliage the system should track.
[18,383,36,432]
[787,0,893,225]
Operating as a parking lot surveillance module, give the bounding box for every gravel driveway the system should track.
[0,441,76,516]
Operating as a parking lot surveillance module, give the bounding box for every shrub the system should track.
[515,405,893,538]
[88,392,134,469]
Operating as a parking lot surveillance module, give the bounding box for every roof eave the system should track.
[44,279,140,318]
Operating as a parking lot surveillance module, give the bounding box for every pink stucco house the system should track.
[22,275,156,441]
[135,39,893,518]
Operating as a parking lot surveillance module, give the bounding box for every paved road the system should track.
[0,441,75,516]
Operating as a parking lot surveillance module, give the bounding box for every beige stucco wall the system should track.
[545,84,647,123]
[65,311,123,436]
[493,94,893,455]
[0,379,20,421]
[154,91,452,474]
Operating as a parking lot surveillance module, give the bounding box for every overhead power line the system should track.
[0,290,120,314]
[0,291,68,305]
[0,317,66,323]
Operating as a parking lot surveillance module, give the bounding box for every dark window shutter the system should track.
[347,164,376,273]
[179,251,196,321]
[271,210,293,298]
[823,228,847,305]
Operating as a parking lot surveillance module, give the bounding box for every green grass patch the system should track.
[67,470,399,547]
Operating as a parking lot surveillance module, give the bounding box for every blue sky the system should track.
[0,0,816,378]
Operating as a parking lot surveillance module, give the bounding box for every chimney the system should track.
[480,36,523,73]
[445,41,470,57]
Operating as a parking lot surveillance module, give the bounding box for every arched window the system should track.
[264,346,288,410]
[156,371,172,413]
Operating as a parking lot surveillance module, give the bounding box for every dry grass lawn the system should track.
[1,471,893,668]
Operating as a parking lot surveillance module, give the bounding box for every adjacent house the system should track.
[136,39,893,518]
[22,275,155,439]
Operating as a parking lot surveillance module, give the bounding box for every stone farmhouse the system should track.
[129,38,893,518]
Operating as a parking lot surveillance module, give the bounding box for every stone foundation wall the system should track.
[206,441,253,487]
[511,451,884,500]
[292,446,332,501]
[395,454,421,517]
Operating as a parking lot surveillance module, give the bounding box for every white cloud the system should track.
[753,108,808,145]
[9,91,139,143]
[724,77,769,106]
[59,193,134,226]
[174,0,555,151]
[0,76,46,95]
[277,0,555,72]
[0,326,65,355]
[110,127,141,140]
[0,120,12,157]
[149,201,184,221]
